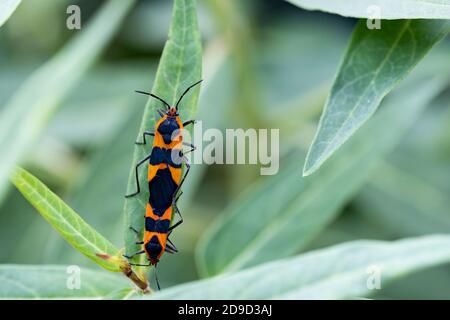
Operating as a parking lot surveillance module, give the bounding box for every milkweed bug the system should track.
[124,80,202,289]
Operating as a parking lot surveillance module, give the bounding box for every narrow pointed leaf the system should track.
[11,167,127,272]
[149,236,450,299]
[103,288,140,300]
[303,20,450,176]
[0,0,21,27]
[197,75,448,276]
[0,265,128,299]
[286,0,450,19]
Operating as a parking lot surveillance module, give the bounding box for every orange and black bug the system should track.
[124,80,202,289]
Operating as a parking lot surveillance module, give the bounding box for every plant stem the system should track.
[121,265,151,293]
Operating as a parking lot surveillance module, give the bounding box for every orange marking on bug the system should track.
[145,204,172,221]
[169,166,182,185]
[152,119,184,149]
[148,163,168,182]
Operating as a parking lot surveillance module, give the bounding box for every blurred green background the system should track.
[1,0,450,299]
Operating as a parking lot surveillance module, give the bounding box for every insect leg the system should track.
[168,219,183,232]
[166,157,190,232]
[182,119,196,127]
[165,244,177,254]
[123,250,145,259]
[172,155,191,198]
[128,226,143,244]
[129,262,151,267]
[170,191,184,220]
[129,226,139,234]
[168,202,184,231]
[125,154,151,198]
[166,238,178,253]
[135,131,154,145]
[182,142,196,154]
[174,191,183,204]
[154,265,161,290]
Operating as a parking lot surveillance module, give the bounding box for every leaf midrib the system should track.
[270,243,450,299]
[172,0,187,104]
[19,177,111,257]
[308,20,412,171]
[0,275,39,298]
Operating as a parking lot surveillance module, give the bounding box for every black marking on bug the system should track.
[145,217,171,233]
[145,235,163,261]
[157,117,180,144]
[148,168,178,216]
[150,147,182,168]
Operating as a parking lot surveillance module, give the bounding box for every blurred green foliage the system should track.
[1,0,450,299]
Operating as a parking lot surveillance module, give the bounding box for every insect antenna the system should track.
[154,265,161,290]
[135,90,171,110]
[175,79,203,110]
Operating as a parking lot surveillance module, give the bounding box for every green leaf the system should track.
[0,265,128,299]
[0,0,21,27]
[0,0,135,203]
[356,161,450,236]
[147,235,450,299]
[10,167,127,272]
[286,0,450,19]
[40,67,155,270]
[103,288,140,300]
[42,101,141,267]
[123,0,202,263]
[303,20,450,176]
[196,74,448,277]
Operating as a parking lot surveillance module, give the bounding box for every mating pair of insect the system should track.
[124,80,202,289]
